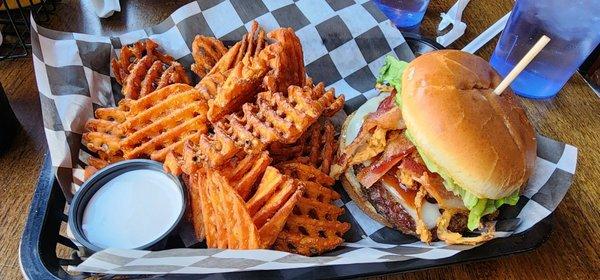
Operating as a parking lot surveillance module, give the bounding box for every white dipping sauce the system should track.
[82,169,183,249]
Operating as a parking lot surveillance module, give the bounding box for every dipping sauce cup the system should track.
[69,160,186,253]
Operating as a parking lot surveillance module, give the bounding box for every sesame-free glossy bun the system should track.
[400,50,536,199]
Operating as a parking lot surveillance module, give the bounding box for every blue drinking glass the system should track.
[490,0,600,99]
[373,0,431,29]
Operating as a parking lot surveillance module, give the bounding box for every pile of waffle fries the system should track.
[82,22,348,256]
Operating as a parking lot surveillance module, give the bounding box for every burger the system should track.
[330,50,536,245]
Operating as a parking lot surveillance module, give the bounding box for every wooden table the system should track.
[0,0,598,279]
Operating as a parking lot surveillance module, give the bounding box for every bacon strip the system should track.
[420,173,466,210]
[331,92,404,178]
[356,132,414,188]
[361,92,403,131]
[397,152,466,210]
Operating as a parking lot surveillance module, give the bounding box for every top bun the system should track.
[400,50,536,199]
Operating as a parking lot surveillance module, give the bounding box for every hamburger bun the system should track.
[400,50,536,199]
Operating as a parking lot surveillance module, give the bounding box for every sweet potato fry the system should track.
[271,119,337,174]
[113,39,189,100]
[246,166,285,216]
[183,173,205,240]
[193,157,307,250]
[191,36,228,79]
[252,179,296,228]
[261,28,306,93]
[202,168,261,249]
[197,170,218,248]
[196,83,343,167]
[259,186,303,248]
[278,162,336,187]
[234,152,271,199]
[83,84,210,167]
[273,162,349,256]
[193,22,268,123]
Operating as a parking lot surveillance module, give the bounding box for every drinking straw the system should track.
[462,12,511,54]
[493,35,551,95]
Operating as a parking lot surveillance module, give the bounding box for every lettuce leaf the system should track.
[405,130,520,230]
[376,55,408,106]
[461,188,519,231]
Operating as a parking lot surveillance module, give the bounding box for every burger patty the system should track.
[364,181,469,239]
[364,181,417,235]
[443,212,468,236]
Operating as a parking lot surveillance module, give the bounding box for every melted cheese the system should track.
[344,93,390,147]
[381,179,440,229]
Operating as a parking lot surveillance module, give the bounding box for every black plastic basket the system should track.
[19,36,554,279]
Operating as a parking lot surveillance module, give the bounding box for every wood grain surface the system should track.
[0,0,598,279]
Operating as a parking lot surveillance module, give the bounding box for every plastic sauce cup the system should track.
[69,159,186,254]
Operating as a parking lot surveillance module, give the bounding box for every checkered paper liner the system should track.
[70,134,577,275]
[29,0,577,276]
[31,0,414,199]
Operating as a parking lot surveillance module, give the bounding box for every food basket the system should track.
[19,34,556,279]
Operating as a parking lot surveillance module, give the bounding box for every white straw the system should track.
[493,35,551,95]
[462,12,511,54]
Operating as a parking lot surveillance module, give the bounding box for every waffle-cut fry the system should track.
[246,166,285,216]
[112,39,174,85]
[156,62,191,90]
[197,83,344,167]
[83,166,98,181]
[252,179,296,228]
[222,152,271,200]
[178,136,203,175]
[192,160,305,250]
[196,71,227,101]
[198,22,269,122]
[112,39,190,100]
[83,155,113,180]
[278,162,336,187]
[191,36,228,79]
[207,54,269,122]
[194,23,315,123]
[258,186,303,248]
[87,156,110,170]
[273,162,350,256]
[183,173,205,240]
[195,22,265,93]
[84,83,190,166]
[271,119,337,174]
[164,151,184,176]
[125,60,191,100]
[323,94,345,117]
[209,21,266,78]
[208,171,248,248]
[197,169,220,248]
[275,213,349,256]
[232,152,271,199]
[83,84,209,165]
[200,166,291,249]
[261,28,306,93]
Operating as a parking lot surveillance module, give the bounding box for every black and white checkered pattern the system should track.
[31,0,578,275]
[31,0,414,199]
[71,134,577,275]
